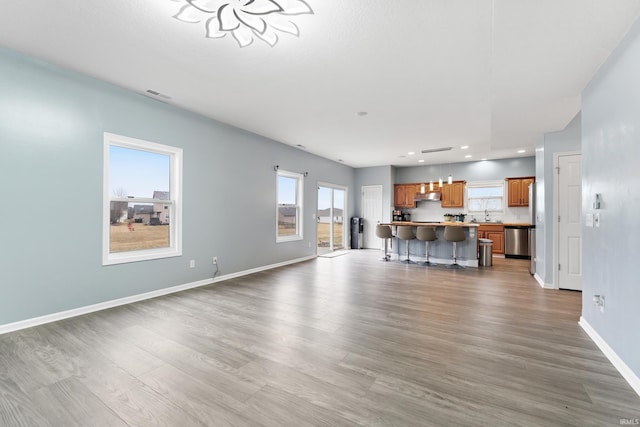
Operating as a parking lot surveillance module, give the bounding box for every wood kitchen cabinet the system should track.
[478,224,504,254]
[441,181,465,208]
[506,177,535,207]
[394,183,420,208]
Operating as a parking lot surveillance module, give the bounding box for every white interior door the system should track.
[557,154,582,290]
[362,185,383,249]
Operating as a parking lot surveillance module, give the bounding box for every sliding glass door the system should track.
[317,184,346,254]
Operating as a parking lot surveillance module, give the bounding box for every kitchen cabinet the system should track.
[478,224,504,254]
[441,181,465,208]
[394,183,419,208]
[506,177,535,207]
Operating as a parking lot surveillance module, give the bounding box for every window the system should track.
[467,180,505,213]
[103,133,182,265]
[276,169,303,242]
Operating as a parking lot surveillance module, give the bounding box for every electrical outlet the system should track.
[189,260,195,268]
[213,256,218,265]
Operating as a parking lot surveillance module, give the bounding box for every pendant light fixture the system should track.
[448,174,453,184]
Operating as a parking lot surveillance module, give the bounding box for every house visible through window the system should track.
[467,180,505,213]
[103,133,182,265]
[276,169,303,242]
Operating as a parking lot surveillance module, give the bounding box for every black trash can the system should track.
[350,217,363,249]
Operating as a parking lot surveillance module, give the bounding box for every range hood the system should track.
[414,191,441,202]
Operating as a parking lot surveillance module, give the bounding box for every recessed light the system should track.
[418,159,425,163]
[465,155,472,158]
[408,151,415,156]
[461,145,469,150]
[357,111,368,116]
[481,158,488,161]
[517,149,526,153]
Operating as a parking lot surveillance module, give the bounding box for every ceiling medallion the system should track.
[172,0,314,48]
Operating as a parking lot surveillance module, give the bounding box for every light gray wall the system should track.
[581,19,640,377]
[0,47,354,325]
[354,165,393,222]
[395,158,535,183]
[535,113,582,286]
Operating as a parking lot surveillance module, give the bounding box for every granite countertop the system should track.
[387,221,479,227]
[386,221,532,227]
[474,222,532,227]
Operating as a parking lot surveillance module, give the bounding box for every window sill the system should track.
[103,248,182,266]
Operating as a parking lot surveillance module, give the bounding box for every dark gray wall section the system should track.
[395,158,535,184]
[353,160,535,222]
[0,47,354,325]
[581,19,640,377]
[354,166,393,222]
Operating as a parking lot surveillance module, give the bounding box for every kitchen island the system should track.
[384,221,480,267]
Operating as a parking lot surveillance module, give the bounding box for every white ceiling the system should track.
[1,1,639,167]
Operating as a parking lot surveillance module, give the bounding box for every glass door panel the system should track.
[317,184,347,254]
[332,189,345,250]
[317,186,332,255]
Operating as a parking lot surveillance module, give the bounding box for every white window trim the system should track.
[102,132,183,265]
[276,169,304,243]
[466,180,505,214]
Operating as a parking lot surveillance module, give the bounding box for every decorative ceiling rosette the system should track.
[172,0,314,47]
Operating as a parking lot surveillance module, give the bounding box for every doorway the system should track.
[556,153,583,291]
[361,185,383,249]
[317,184,346,255]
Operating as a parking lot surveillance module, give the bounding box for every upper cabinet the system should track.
[506,177,535,207]
[394,180,465,208]
[394,183,419,208]
[441,181,465,208]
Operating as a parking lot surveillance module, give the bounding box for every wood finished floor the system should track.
[1,251,639,426]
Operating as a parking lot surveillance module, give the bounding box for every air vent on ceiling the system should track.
[144,89,172,100]
[421,147,453,154]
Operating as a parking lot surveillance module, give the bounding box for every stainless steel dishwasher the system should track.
[504,226,530,259]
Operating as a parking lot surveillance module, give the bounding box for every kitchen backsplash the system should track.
[405,203,531,224]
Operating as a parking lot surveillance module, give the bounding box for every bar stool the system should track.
[416,227,437,266]
[396,226,416,263]
[444,226,465,268]
[375,224,393,261]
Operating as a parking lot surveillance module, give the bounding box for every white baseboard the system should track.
[579,317,640,397]
[210,255,315,283]
[533,273,554,288]
[0,255,316,335]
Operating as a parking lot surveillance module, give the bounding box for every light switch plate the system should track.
[585,213,594,227]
